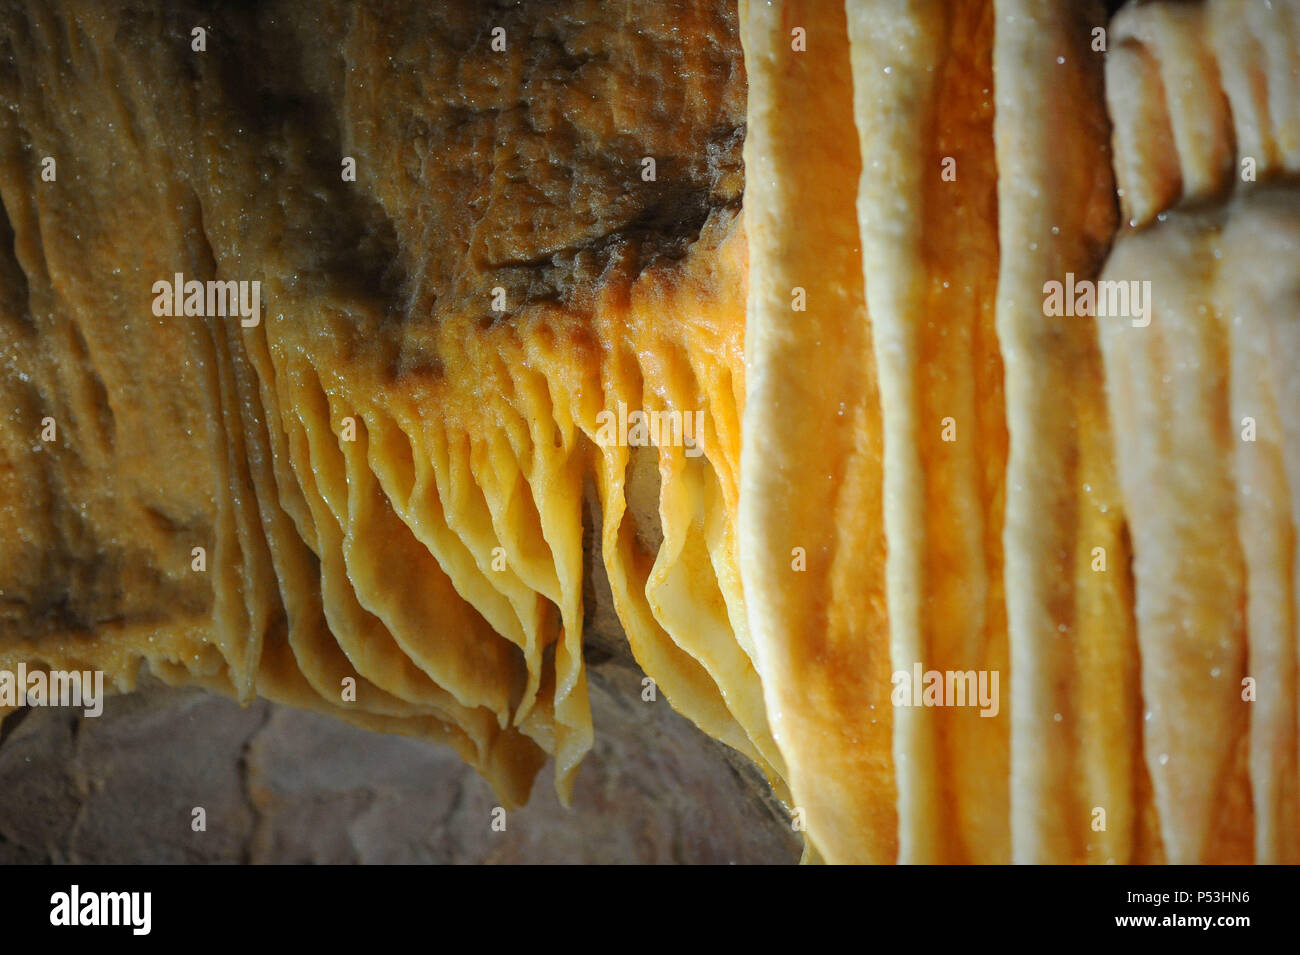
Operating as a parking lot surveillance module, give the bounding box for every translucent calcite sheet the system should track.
[0,0,778,808]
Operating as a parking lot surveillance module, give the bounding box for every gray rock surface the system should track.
[0,670,798,864]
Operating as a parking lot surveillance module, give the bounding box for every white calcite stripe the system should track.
[993,0,1120,862]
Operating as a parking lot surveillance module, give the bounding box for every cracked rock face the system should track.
[0,673,798,864]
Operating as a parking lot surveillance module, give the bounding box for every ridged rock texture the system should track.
[739,0,1298,863]
[0,0,1297,863]
[0,0,780,815]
